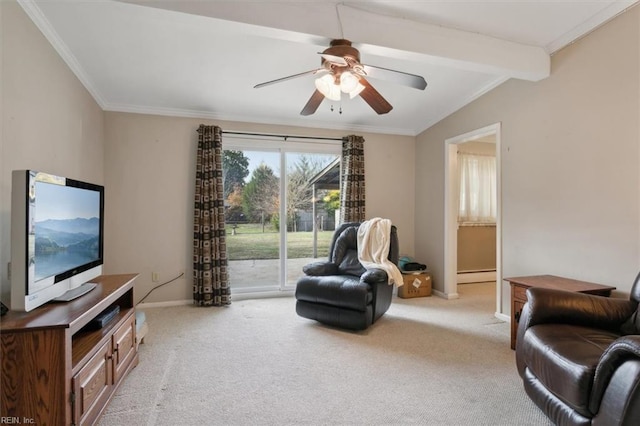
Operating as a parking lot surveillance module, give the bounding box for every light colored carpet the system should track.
[98,283,552,426]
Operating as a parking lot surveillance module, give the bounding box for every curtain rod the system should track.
[457,151,495,157]
[222,130,343,142]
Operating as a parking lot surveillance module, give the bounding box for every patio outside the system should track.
[228,257,318,291]
[226,226,335,292]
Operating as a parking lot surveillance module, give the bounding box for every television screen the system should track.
[11,170,104,311]
[32,178,102,288]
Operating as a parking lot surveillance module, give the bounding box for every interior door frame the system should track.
[444,123,504,319]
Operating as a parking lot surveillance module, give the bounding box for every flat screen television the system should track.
[11,170,104,312]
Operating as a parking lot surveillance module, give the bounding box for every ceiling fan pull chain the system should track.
[329,103,343,114]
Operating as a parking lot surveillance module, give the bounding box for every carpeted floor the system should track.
[98,283,552,426]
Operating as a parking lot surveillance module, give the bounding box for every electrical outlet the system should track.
[151,272,159,282]
[7,262,11,281]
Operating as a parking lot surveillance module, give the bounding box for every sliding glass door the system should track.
[284,152,340,287]
[224,148,281,292]
[223,138,340,294]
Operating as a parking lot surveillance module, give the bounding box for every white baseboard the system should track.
[432,289,460,299]
[231,291,293,301]
[495,312,510,323]
[457,270,496,284]
[137,299,193,309]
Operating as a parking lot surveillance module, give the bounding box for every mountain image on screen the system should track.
[34,217,100,281]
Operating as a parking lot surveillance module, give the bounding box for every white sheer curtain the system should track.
[458,153,496,223]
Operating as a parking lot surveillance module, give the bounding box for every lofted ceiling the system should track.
[20,0,638,136]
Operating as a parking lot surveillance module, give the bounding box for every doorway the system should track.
[444,123,504,319]
[222,137,341,295]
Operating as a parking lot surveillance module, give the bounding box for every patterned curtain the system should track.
[193,125,231,306]
[340,135,366,223]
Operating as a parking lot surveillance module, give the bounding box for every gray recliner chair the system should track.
[294,222,399,330]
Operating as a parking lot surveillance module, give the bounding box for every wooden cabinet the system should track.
[71,313,136,425]
[72,339,113,424]
[509,283,528,350]
[505,275,615,350]
[1,274,139,425]
[112,314,137,384]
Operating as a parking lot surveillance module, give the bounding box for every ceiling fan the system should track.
[254,39,427,116]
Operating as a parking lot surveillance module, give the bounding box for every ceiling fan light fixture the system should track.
[315,74,341,101]
[255,38,425,116]
[348,82,365,99]
[339,71,359,93]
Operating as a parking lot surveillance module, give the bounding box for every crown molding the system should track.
[415,76,509,136]
[17,0,107,108]
[546,0,639,53]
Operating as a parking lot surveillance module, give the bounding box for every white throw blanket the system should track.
[357,218,404,286]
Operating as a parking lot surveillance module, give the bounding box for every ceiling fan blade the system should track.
[319,53,348,66]
[358,79,393,115]
[362,64,427,90]
[300,90,325,116]
[254,68,325,89]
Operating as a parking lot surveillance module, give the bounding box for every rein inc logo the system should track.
[0,418,35,424]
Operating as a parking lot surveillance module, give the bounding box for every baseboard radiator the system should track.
[457,269,496,284]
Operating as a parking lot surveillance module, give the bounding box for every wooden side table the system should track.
[505,275,616,350]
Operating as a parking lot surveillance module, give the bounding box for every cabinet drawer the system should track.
[73,339,113,425]
[512,285,528,302]
[113,312,136,383]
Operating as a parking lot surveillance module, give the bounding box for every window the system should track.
[458,153,496,224]
[222,137,341,294]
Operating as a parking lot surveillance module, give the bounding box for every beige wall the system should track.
[416,6,640,313]
[458,141,496,155]
[458,226,496,272]
[104,113,416,303]
[0,1,105,303]
[0,0,415,306]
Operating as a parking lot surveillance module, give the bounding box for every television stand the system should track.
[0,274,139,425]
[51,282,97,302]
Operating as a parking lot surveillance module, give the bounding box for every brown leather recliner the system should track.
[515,272,640,426]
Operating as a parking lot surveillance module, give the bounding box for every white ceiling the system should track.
[20,0,638,136]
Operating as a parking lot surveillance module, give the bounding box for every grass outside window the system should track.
[226,223,333,260]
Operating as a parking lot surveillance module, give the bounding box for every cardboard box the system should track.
[398,272,432,298]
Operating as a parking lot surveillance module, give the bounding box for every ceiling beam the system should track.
[338,4,549,81]
[118,0,549,81]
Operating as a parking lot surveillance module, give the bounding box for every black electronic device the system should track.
[82,304,120,331]
[1,301,8,316]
